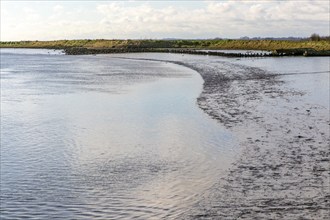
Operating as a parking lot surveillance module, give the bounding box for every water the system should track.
[1,49,329,219]
[229,56,330,106]
[196,49,271,55]
[1,49,237,219]
[114,52,329,107]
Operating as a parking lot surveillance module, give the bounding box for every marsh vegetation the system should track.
[1,38,329,51]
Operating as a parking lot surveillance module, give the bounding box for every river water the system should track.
[1,49,329,219]
[1,49,237,219]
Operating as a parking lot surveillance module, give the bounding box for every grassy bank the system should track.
[1,39,330,51]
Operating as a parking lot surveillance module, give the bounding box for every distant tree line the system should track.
[311,33,330,41]
[238,34,329,42]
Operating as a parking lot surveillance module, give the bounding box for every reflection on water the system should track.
[229,56,330,106]
[2,49,328,219]
[1,49,237,219]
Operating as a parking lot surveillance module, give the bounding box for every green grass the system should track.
[1,39,329,51]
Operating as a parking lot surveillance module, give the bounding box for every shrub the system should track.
[310,33,321,41]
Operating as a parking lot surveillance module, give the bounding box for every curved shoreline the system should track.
[185,61,329,219]
[187,62,329,219]
[111,55,329,219]
[109,56,281,127]
[1,49,328,219]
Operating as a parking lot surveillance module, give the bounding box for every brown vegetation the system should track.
[1,39,330,51]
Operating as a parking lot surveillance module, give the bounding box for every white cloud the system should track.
[94,1,329,38]
[21,7,41,21]
[1,1,329,41]
[53,5,64,13]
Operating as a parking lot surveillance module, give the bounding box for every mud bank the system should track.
[113,56,329,219]
[182,60,329,219]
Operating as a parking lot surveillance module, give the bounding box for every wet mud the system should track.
[112,56,329,219]
[185,60,330,219]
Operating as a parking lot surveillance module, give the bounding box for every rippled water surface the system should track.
[1,49,329,219]
[1,49,237,219]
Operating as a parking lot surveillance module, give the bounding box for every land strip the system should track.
[1,39,330,56]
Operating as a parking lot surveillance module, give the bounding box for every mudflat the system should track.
[189,60,329,219]
[116,54,329,219]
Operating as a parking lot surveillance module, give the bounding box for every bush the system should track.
[310,33,321,41]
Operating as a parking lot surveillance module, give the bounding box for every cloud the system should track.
[21,7,41,21]
[53,5,64,13]
[96,2,218,37]
[95,1,329,38]
[1,1,329,40]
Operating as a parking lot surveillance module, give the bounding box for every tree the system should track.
[310,33,321,41]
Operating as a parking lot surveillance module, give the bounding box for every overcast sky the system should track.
[1,0,329,41]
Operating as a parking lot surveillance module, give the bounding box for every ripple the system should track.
[1,51,237,219]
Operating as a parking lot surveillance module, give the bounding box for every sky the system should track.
[1,0,329,41]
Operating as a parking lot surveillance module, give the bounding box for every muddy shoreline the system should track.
[185,60,329,219]
[110,55,329,219]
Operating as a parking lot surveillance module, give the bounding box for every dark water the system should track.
[1,49,237,219]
